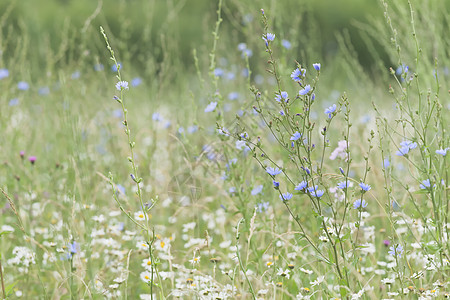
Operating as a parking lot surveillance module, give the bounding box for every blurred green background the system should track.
[1,0,448,92]
[1,0,387,74]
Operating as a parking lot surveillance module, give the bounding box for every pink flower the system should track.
[28,156,36,164]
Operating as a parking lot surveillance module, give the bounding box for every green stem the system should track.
[70,256,74,300]
[236,218,256,300]
[0,258,5,300]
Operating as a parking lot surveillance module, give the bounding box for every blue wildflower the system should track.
[290,131,302,141]
[223,72,234,81]
[400,140,417,149]
[301,166,311,175]
[116,184,126,195]
[337,181,349,189]
[266,167,282,176]
[117,222,125,231]
[291,68,305,82]
[419,179,436,190]
[339,167,345,175]
[262,33,275,46]
[436,148,449,156]
[235,140,248,151]
[71,71,80,79]
[187,125,198,134]
[299,85,311,96]
[218,127,229,136]
[228,92,239,100]
[307,185,324,197]
[295,181,308,191]
[313,63,321,71]
[204,101,218,112]
[279,110,285,116]
[324,104,337,118]
[353,199,368,209]
[9,98,19,106]
[17,81,29,91]
[273,180,280,188]
[257,201,270,213]
[111,63,122,72]
[267,33,275,41]
[94,64,104,71]
[39,87,50,95]
[280,192,293,201]
[281,39,291,49]
[115,81,129,91]
[237,43,247,52]
[275,91,288,102]
[240,132,249,139]
[152,112,162,122]
[113,109,123,118]
[214,68,224,77]
[359,182,371,192]
[131,77,142,87]
[396,65,408,75]
[0,68,9,79]
[388,244,404,257]
[391,200,401,211]
[226,158,238,168]
[383,158,390,168]
[69,241,79,254]
[251,185,263,195]
[241,49,253,58]
[311,190,324,198]
[395,140,417,156]
[395,147,409,156]
[420,179,431,189]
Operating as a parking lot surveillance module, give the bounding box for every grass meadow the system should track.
[0,0,449,299]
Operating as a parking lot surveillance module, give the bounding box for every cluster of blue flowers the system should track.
[275,91,289,103]
[395,140,417,156]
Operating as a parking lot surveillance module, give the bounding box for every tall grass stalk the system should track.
[100,26,158,298]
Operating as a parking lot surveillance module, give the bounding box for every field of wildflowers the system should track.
[0,0,449,299]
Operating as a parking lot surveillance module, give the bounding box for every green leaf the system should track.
[6,281,18,296]
[413,189,429,194]
[424,243,440,254]
[339,278,348,298]
[0,230,13,237]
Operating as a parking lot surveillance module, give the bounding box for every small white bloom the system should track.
[300,268,314,274]
[134,211,146,221]
[1,225,15,233]
[136,241,149,251]
[310,275,324,287]
[276,268,291,279]
[140,271,152,283]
